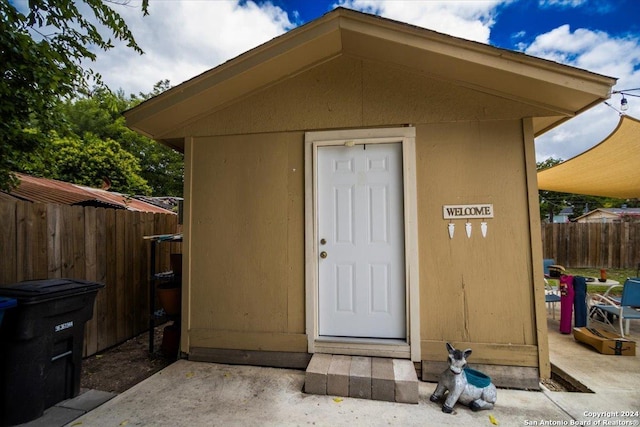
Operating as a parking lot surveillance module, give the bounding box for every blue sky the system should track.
[273,1,640,50]
[75,0,640,162]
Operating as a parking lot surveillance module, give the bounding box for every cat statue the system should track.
[429,343,497,414]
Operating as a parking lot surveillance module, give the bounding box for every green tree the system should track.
[59,85,184,196]
[21,131,151,195]
[537,158,566,222]
[0,0,148,191]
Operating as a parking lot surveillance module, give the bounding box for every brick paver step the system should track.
[304,354,419,404]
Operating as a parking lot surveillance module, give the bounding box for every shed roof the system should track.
[124,7,616,152]
[537,115,640,199]
[5,173,175,214]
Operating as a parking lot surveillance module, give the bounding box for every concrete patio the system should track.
[18,309,640,427]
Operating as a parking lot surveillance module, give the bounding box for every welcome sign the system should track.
[443,204,494,219]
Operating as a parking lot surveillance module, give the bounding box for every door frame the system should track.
[304,127,420,361]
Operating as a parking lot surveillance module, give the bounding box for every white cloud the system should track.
[526,25,640,162]
[91,0,511,94]
[335,0,505,43]
[538,0,614,13]
[512,30,526,39]
[538,0,588,8]
[89,0,295,95]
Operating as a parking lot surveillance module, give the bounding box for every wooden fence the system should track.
[0,200,181,357]
[541,222,640,269]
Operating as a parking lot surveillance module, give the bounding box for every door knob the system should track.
[320,238,327,245]
[320,251,327,259]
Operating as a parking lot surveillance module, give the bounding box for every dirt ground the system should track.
[80,323,176,393]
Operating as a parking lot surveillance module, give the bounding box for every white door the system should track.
[317,143,406,339]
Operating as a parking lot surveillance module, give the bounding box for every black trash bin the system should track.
[0,278,104,426]
[0,297,16,327]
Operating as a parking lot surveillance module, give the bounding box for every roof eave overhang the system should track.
[125,8,616,151]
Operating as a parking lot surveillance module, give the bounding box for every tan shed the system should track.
[125,8,616,387]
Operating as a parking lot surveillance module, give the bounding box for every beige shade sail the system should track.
[537,114,640,199]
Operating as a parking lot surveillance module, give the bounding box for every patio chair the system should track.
[601,283,622,305]
[588,278,640,337]
[544,278,561,319]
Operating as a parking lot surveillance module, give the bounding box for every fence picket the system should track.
[542,222,640,268]
[84,206,98,356]
[95,207,108,352]
[47,204,62,278]
[33,203,48,279]
[0,200,16,284]
[0,199,177,357]
[15,201,29,281]
[105,208,118,350]
[115,209,127,344]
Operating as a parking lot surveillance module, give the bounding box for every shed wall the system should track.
[187,132,307,352]
[416,121,539,367]
[185,55,551,137]
[183,54,543,369]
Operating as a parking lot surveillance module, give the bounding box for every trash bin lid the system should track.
[0,279,104,303]
[0,296,17,310]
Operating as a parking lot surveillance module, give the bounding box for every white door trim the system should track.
[304,127,421,361]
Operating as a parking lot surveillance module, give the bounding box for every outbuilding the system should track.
[125,8,616,387]
[574,208,640,223]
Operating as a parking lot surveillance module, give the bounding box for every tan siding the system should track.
[361,61,539,126]
[287,138,305,334]
[183,59,543,368]
[188,132,304,343]
[415,121,536,354]
[186,57,363,137]
[523,117,550,378]
[190,329,307,353]
[421,340,539,367]
[185,120,542,365]
[181,137,194,352]
[186,56,550,138]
